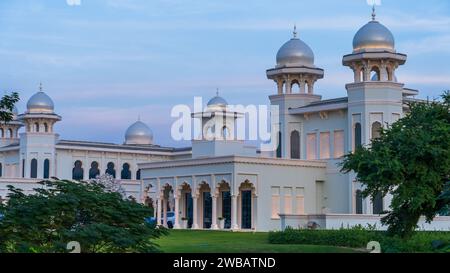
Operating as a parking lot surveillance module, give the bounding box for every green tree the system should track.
[341,91,450,238]
[0,92,20,123]
[0,180,167,253]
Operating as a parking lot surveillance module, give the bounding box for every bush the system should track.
[268,227,450,253]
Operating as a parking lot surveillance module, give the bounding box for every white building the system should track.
[1,11,449,231]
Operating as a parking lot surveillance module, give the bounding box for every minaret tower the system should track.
[343,7,407,150]
[266,26,324,158]
[17,83,61,179]
[342,7,409,215]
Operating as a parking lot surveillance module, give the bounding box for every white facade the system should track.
[1,11,449,232]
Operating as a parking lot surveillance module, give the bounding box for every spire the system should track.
[372,5,376,21]
[293,24,298,38]
[39,82,43,92]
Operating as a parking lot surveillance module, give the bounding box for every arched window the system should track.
[22,159,25,178]
[72,160,84,181]
[105,162,116,178]
[290,130,300,159]
[43,159,50,179]
[89,161,100,179]
[44,123,49,133]
[291,80,300,93]
[355,190,363,214]
[370,66,381,81]
[0,163,2,177]
[30,159,38,178]
[121,163,131,180]
[371,122,382,140]
[373,192,384,215]
[222,126,230,140]
[354,123,362,150]
[276,131,282,158]
[136,169,141,180]
[34,123,40,133]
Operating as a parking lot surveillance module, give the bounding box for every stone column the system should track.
[174,195,181,229]
[231,194,239,230]
[157,198,162,226]
[276,79,283,95]
[211,194,218,230]
[163,197,168,228]
[192,195,199,229]
[285,79,292,94]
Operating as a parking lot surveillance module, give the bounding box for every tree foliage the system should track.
[341,91,450,238]
[0,180,167,253]
[0,92,20,124]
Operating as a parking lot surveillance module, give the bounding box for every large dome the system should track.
[207,95,228,108]
[124,121,153,145]
[26,91,55,113]
[276,37,315,67]
[353,20,395,53]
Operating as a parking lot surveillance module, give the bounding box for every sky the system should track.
[0,0,450,147]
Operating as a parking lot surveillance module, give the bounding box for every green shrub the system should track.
[268,227,450,253]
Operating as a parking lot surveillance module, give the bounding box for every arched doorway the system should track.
[72,160,83,180]
[198,182,212,229]
[216,181,231,229]
[89,161,100,179]
[239,180,255,230]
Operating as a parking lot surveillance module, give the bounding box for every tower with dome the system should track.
[0,8,448,231]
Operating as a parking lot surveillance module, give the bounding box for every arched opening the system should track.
[30,158,38,178]
[290,130,300,159]
[198,182,212,229]
[222,126,230,140]
[44,123,49,133]
[205,125,216,140]
[43,159,50,179]
[89,161,100,179]
[136,169,141,180]
[370,66,381,81]
[371,121,382,140]
[373,192,384,215]
[7,129,12,139]
[276,131,282,158]
[121,163,131,180]
[180,183,193,228]
[217,181,231,229]
[34,122,40,133]
[354,123,362,150]
[291,80,300,93]
[105,162,116,178]
[22,159,25,178]
[239,180,255,230]
[72,160,84,180]
[355,190,363,214]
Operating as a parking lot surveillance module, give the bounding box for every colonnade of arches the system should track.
[353,63,396,83]
[156,180,257,230]
[26,121,53,133]
[0,128,19,139]
[71,160,142,181]
[275,77,317,95]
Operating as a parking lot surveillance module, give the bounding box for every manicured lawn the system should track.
[155,230,361,253]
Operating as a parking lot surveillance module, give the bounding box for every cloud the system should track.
[399,35,450,55]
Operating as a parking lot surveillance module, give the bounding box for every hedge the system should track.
[268,227,450,253]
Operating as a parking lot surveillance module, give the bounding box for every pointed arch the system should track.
[290,130,300,159]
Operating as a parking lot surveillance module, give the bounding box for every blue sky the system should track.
[1,0,450,147]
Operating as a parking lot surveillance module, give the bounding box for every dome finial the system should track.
[138,114,141,121]
[39,82,43,92]
[216,88,219,97]
[372,5,376,21]
[293,24,298,38]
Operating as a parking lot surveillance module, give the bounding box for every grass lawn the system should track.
[155,230,361,253]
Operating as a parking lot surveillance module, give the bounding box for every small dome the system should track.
[27,91,54,113]
[353,20,395,53]
[276,37,315,67]
[125,121,153,145]
[207,95,228,108]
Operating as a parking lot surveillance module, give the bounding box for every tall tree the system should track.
[341,91,450,238]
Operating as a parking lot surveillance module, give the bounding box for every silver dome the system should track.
[27,91,54,113]
[353,21,395,53]
[207,95,228,108]
[125,121,154,145]
[276,38,315,67]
